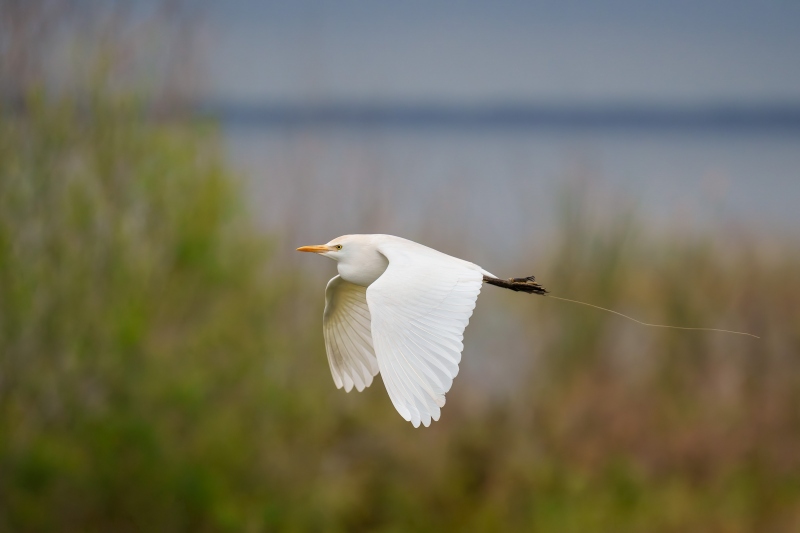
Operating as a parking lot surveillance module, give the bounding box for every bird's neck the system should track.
[337,251,389,287]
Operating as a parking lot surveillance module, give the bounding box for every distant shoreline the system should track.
[203,102,800,134]
[7,97,800,134]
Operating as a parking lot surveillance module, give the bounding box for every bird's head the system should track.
[297,235,389,286]
[296,235,361,262]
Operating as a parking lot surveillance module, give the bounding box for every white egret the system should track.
[297,234,758,427]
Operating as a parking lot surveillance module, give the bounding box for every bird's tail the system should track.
[482,275,548,295]
[483,275,759,338]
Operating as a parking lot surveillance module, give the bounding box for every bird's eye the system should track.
[335,244,343,250]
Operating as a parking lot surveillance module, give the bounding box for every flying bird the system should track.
[297,234,757,428]
[297,234,538,428]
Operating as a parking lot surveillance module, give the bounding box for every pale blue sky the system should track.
[198,0,800,105]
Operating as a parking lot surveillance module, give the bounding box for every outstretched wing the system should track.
[367,240,484,427]
[323,275,380,392]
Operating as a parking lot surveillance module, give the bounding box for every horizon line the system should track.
[6,95,800,132]
[198,101,800,132]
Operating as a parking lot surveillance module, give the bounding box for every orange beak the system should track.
[296,244,332,253]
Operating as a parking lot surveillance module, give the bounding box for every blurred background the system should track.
[1,0,799,531]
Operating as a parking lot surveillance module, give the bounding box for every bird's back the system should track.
[369,234,495,278]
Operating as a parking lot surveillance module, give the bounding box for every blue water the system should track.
[226,124,800,269]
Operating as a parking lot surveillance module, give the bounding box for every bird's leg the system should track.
[482,275,548,295]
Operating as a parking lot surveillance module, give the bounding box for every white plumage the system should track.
[298,234,495,427]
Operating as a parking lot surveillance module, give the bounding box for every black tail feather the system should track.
[482,275,548,295]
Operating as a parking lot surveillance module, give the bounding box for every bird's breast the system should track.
[337,252,389,287]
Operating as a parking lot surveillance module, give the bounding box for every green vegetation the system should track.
[0,92,290,531]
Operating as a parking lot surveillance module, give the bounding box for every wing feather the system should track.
[367,239,484,427]
[323,275,379,392]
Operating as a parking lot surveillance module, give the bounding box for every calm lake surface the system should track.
[225,123,800,263]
